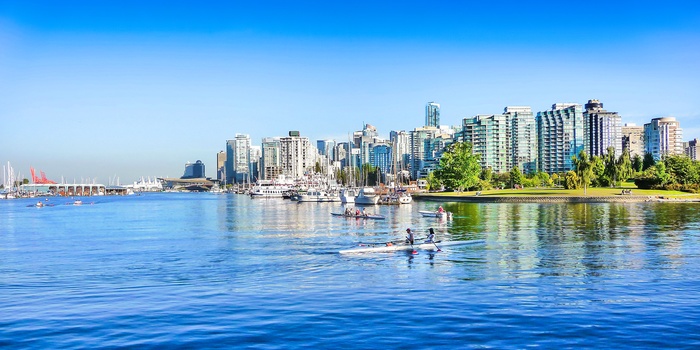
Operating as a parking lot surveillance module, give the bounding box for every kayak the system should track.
[331,212,386,220]
[339,239,484,254]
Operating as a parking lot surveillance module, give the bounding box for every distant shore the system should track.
[413,189,700,203]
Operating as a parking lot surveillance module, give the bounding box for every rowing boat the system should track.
[331,212,386,220]
[339,239,484,254]
[419,210,451,219]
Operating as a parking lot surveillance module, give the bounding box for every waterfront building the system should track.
[370,143,392,178]
[584,99,622,158]
[390,130,411,175]
[250,145,261,182]
[622,123,645,158]
[353,124,382,166]
[261,137,282,180]
[536,103,584,173]
[410,126,454,179]
[505,106,537,174]
[279,131,317,179]
[225,134,252,184]
[182,160,205,179]
[644,117,683,160]
[685,139,700,161]
[216,151,226,182]
[317,139,336,161]
[426,102,440,127]
[462,114,510,173]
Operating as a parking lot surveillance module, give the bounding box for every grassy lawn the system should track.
[421,186,700,199]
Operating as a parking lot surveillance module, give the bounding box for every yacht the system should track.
[249,178,294,198]
[297,188,341,202]
[339,188,356,203]
[354,187,379,205]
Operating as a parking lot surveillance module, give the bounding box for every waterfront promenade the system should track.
[414,188,700,203]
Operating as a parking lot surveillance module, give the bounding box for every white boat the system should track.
[355,187,379,205]
[297,189,341,202]
[249,178,294,198]
[73,200,83,205]
[339,239,484,254]
[331,212,385,220]
[339,188,356,203]
[419,210,452,219]
[398,192,412,204]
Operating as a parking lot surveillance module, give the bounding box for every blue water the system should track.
[2,194,700,349]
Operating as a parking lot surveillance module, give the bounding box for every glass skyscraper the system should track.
[536,103,584,173]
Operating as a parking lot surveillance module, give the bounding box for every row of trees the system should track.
[429,141,700,193]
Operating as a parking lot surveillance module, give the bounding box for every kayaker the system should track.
[406,228,414,245]
[425,228,435,243]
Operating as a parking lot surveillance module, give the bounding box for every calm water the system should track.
[1,193,700,349]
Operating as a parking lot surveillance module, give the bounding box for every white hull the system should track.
[355,187,379,205]
[339,239,484,254]
[331,212,385,220]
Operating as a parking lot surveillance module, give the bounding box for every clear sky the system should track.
[1,1,699,183]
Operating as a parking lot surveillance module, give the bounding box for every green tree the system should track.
[664,155,698,185]
[602,147,617,187]
[315,161,322,174]
[632,154,643,173]
[534,171,551,187]
[510,166,524,189]
[617,148,633,185]
[480,167,493,182]
[433,141,481,192]
[642,152,655,170]
[564,170,580,189]
[426,172,442,191]
[572,150,595,195]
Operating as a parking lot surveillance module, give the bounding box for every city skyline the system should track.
[1,2,699,183]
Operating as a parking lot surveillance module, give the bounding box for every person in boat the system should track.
[362,208,368,217]
[355,209,361,216]
[406,228,414,245]
[437,206,444,213]
[425,228,435,243]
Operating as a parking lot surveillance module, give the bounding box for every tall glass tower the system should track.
[426,102,440,127]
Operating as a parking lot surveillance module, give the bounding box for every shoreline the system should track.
[413,194,700,203]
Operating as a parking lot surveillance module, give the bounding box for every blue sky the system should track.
[1,1,699,183]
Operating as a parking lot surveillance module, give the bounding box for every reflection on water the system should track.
[443,202,700,281]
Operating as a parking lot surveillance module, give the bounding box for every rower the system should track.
[425,228,435,243]
[405,228,414,245]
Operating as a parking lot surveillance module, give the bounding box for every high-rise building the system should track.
[685,139,700,161]
[536,103,584,173]
[622,123,645,158]
[462,114,510,173]
[280,131,316,179]
[249,145,261,182]
[390,130,411,174]
[316,139,335,161]
[644,117,683,160]
[261,137,282,180]
[216,151,226,182]
[584,99,622,158]
[182,160,205,179]
[410,126,454,179]
[426,102,440,127]
[227,134,252,183]
[505,106,537,174]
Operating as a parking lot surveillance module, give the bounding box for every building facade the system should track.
[182,160,205,179]
[279,131,316,179]
[261,137,281,180]
[536,103,584,173]
[462,114,510,173]
[685,139,700,161]
[584,99,622,158]
[426,102,440,127]
[621,123,645,158]
[505,106,537,174]
[644,117,683,160]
